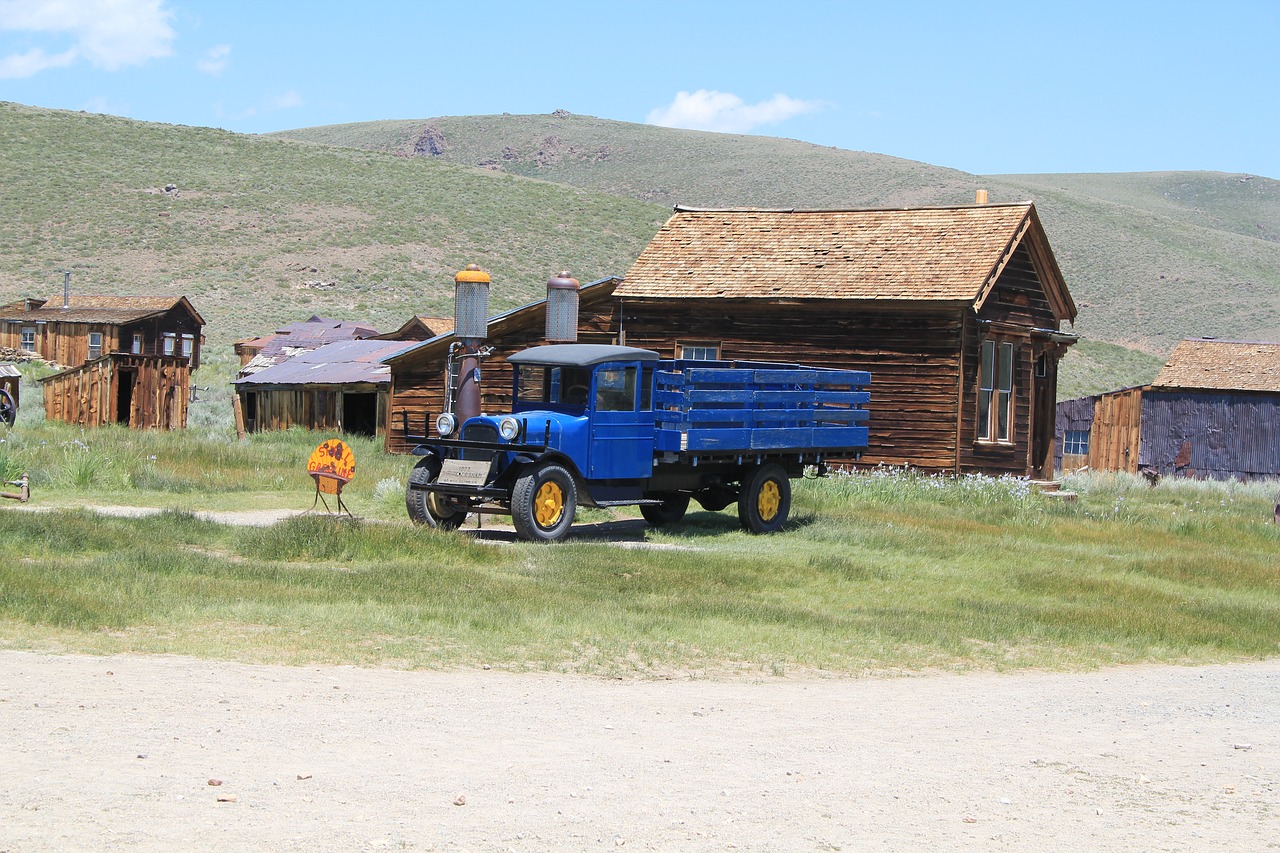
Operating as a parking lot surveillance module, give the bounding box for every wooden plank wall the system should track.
[1088,387,1143,473]
[42,355,190,429]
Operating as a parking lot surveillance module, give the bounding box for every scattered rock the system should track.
[207,779,223,786]
[216,793,238,803]
[297,773,312,780]
[1233,743,1253,751]
[453,794,466,806]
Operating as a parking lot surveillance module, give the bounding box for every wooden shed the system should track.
[1055,339,1280,479]
[39,354,191,430]
[384,277,622,453]
[234,339,414,436]
[0,295,204,369]
[611,203,1077,477]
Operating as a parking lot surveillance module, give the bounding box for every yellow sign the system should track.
[307,439,355,495]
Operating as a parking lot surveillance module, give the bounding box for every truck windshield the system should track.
[516,364,592,406]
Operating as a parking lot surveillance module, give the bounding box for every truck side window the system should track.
[595,366,636,412]
[640,367,653,411]
[560,367,592,405]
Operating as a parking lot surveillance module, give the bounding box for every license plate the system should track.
[437,458,491,487]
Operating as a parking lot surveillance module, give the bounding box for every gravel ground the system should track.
[2,651,1277,852]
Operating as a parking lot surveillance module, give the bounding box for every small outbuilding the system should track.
[1055,338,1280,480]
[235,316,380,375]
[234,339,416,436]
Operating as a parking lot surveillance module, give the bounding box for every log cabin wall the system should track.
[618,299,965,472]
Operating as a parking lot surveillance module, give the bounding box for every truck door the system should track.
[588,363,654,480]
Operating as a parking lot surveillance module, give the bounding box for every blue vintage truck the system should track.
[404,344,870,542]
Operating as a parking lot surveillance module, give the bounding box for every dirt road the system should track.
[2,652,1277,851]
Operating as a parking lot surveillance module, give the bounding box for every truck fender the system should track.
[509,451,587,490]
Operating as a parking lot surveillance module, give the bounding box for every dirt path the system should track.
[2,652,1277,852]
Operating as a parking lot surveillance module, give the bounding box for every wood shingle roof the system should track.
[0,295,204,326]
[1151,339,1280,393]
[615,203,1072,318]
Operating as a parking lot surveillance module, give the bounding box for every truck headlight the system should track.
[436,412,457,437]
[498,416,521,441]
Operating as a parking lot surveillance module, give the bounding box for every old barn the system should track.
[611,203,1077,477]
[1056,338,1280,480]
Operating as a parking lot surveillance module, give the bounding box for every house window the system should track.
[978,339,1015,443]
[1063,429,1090,456]
[20,326,35,351]
[163,332,176,356]
[680,343,720,361]
[181,334,194,358]
[1035,354,1048,378]
[88,331,103,360]
[132,333,143,354]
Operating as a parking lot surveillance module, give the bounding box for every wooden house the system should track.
[1055,339,1280,479]
[383,277,621,453]
[0,295,204,368]
[611,203,1077,477]
[0,294,205,430]
[234,339,414,436]
[370,315,455,343]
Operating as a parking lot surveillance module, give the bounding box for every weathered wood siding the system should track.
[1088,387,1144,473]
[41,354,190,429]
[242,386,387,435]
[1,307,202,368]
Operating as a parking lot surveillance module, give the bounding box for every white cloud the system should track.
[0,0,174,78]
[197,43,231,75]
[233,89,304,119]
[646,89,825,134]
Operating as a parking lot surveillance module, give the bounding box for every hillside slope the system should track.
[276,113,1280,358]
[0,102,667,349]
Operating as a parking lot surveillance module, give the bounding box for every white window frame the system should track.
[181,334,194,358]
[87,331,103,360]
[132,333,143,354]
[20,326,36,351]
[162,332,176,356]
[978,339,1015,443]
[679,343,720,361]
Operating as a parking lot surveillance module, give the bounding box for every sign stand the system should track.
[305,439,355,518]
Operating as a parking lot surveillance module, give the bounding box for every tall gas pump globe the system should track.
[545,271,580,343]
[453,265,491,425]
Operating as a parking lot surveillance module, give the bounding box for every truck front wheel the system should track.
[512,462,577,542]
[737,463,791,534]
[406,458,468,530]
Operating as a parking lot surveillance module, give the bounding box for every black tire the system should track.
[736,463,792,534]
[0,388,15,428]
[511,462,577,542]
[405,458,467,530]
[640,492,690,527]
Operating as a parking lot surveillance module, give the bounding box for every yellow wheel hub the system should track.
[757,480,781,521]
[534,481,564,528]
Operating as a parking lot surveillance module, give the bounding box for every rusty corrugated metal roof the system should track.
[1151,338,1280,393]
[614,203,1042,303]
[234,339,414,387]
[0,295,204,325]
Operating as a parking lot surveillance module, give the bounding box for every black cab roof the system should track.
[507,344,660,368]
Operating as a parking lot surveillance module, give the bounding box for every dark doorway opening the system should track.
[342,392,378,436]
[116,369,134,426]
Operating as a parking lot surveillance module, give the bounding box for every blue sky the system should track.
[1,0,1276,178]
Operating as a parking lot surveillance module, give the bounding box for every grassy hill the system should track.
[276,113,1280,361]
[0,102,667,350]
[4,101,1276,399]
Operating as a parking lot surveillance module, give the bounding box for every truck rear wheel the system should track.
[406,458,468,530]
[640,492,690,527]
[737,463,791,534]
[512,462,577,542]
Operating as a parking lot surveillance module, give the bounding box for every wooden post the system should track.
[233,394,247,440]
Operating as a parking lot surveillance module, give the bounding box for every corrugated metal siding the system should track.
[1139,391,1280,479]
[1054,395,1098,471]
